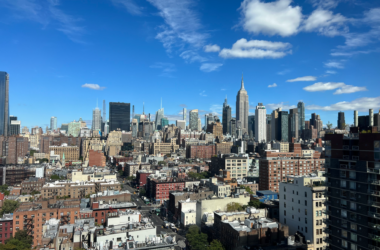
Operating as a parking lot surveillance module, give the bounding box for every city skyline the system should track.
[0,1,380,129]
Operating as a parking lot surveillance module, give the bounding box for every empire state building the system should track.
[236,75,249,135]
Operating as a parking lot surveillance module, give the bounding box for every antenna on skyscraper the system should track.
[132,105,135,119]
[143,102,145,114]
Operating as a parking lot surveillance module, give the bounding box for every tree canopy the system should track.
[0,185,10,195]
[186,225,224,250]
[226,202,245,212]
[1,230,33,250]
[188,171,211,180]
[0,200,20,216]
[248,200,265,209]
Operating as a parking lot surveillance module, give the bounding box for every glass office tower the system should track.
[109,102,131,132]
[0,72,9,136]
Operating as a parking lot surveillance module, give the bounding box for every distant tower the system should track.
[103,100,106,122]
[92,101,102,131]
[255,103,267,142]
[297,102,305,136]
[338,112,345,130]
[50,116,57,130]
[222,96,231,135]
[354,110,358,127]
[189,109,198,130]
[236,74,249,135]
[132,105,135,120]
[183,108,187,121]
[155,99,164,130]
[0,71,9,136]
[369,109,374,126]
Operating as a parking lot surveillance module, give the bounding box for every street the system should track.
[118,176,186,242]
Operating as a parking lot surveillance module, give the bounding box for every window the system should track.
[342,230,348,238]
[351,233,357,242]
[341,180,347,188]
[342,240,348,248]
[350,202,357,210]
[284,211,286,216]
[350,182,356,190]
[351,244,357,250]
[305,200,307,206]
[341,210,347,218]
[305,227,307,233]
[350,223,357,231]
[349,171,356,179]
[305,209,307,215]
[305,192,307,197]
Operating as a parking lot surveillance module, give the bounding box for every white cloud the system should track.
[266,102,297,110]
[180,50,207,63]
[219,38,292,59]
[326,70,336,74]
[199,90,207,97]
[306,96,380,111]
[200,63,223,72]
[209,104,223,115]
[110,0,143,15]
[268,83,277,88]
[147,0,208,51]
[277,69,291,75]
[204,44,220,52]
[82,83,106,90]
[239,0,302,37]
[303,82,367,94]
[302,9,347,36]
[309,0,343,9]
[324,60,344,68]
[331,49,380,57]
[286,76,317,82]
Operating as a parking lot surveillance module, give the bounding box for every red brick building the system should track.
[0,214,13,244]
[92,201,137,224]
[186,145,216,159]
[89,150,106,167]
[149,179,185,204]
[136,171,153,188]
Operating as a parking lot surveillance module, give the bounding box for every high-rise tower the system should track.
[297,101,305,136]
[222,96,231,135]
[92,105,102,132]
[155,99,164,130]
[50,116,57,131]
[109,102,131,132]
[338,112,345,130]
[0,71,9,136]
[255,103,267,142]
[354,110,358,127]
[103,100,106,123]
[189,109,198,130]
[236,75,249,135]
[183,108,187,122]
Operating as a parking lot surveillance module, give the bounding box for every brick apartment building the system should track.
[215,142,233,154]
[148,178,186,204]
[13,199,81,247]
[206,121,224,140]
[89,150,106,167]
[0,136,29,164]
[0,166,35,186]
[39,135,83,155]
[21,177,46,194]
[136,171,153,188]
[0,214,13,244]
[92,201,137,224]
[49,145,80,161]
[186,145,216,159]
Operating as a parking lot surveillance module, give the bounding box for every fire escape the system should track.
[23,216,34,235]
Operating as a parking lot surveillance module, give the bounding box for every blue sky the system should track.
[1,0,379,129]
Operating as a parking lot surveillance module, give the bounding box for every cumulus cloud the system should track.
[268,83,277,88]
[204,44,220,52]
[286,76,317,82]
[239,0,302,37]
[219,38,292,59]
[82,83,106,90]
[266,102,297,110]
[200,63,223,72]
[303,82,367,94]
[302,9,347,36]
[306,96,380,111]
[210,104,223,115]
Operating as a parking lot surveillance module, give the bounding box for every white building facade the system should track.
[255,103,267,143]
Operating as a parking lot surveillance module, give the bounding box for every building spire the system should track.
[241,73,245,90]
[143,102,145,115]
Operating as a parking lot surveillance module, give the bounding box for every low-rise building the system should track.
[0,214,13,244]
[20,177,45,194]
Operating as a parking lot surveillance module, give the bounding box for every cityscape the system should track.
[0,1,380,250]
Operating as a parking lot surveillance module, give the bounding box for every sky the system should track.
[1,0,380,130]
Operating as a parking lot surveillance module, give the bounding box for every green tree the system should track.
[50,174,61,180]
[30,190,40,195]
[1,230,33,250]
[139,188,146,196]
[186,225,208,250]
[248,200,265,209]
[0,185,10,195]
[0,200,20,216]
[326,121,333,130]
[29,150,36,156]
[240,185,253,195]
[208,239,225,250]
[226,202,244,212]
[39,158,49,163]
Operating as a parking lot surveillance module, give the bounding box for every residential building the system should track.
[0,214,13,244]
[149,179,185,204]
[248,115,255,138]
[0,71,9,136]
[298,102,305,137]
[92,107,102,132]
[0,166,35,185]
[168,190,214,218]
[131,118,138,137]
[288,108,299,141]
[125,162,140,177]
[150,138,179,155]
[271,108,281,141]
[279,172,327,250]
[0,136,29,164]
[50,116,57,131]
[207,178,231,197]
[179,200,197,228]
[206,121,223,140]
[109,102,130,132]
[88,150,106,167]
[21,177,45,194]
[186,144,215,159]
[10,117,20,135]
[198,118,202,131]
[105,130,122,156]
[215,142,233,154]
[279,111,289,142]
[223,97,232,135]
[236,75,249,135]
[67,120,81,137]
[358,115,370,128]
[370,109,374,126]
[210,154,249,179]
[49,145,79,162]
[255,103,267,142]
[189,109,198,131]
[324,130,380,250]
[205,113,214,126]
[310,113,323,133]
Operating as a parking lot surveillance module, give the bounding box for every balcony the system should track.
[369,244,380,250]
[370,233,380,243]
[368,169,380,174]
[368,190,380,196]
[369,180,380,185]
[324,228,332,234]
[324,200,331,205]
[352,146,359,150]
[323,210,331,215]
[369,222,380,230]
[368,211,380,218]
[343,155,350,160]
[343,145,350,150]
[352,156,359,161]
[340,164,348,169]
[323,218,331,224]
[368,201,380,207]
[324,238,332,244]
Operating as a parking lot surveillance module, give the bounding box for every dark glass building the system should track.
[222,97,231,135]
[338,112,346,130]
[325,130,380,250]
[358,115,369,128]
[109,102,130,132]
[248,115,255,138]
[0,72,9,136]
[278,111,288,142]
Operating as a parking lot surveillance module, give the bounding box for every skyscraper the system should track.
[161,117,169,128]
[155,101,164,130]
[255,103,266,142]
[103,100,106,123]
[297,102,305,136]
[50,116,57,131]
[183,108,187,121]
[222,97,231,135]
[92,107,102,132]
[288,108,299,141]
[278,111,288,142]
[10,116,20,135]
[197,118,202,131]
[189,109,198,131]
[230,118,236,137]
[205,113,214,126]
[271,108,281,141]
[0,71,9,136]
[236,75,249,135]
[338,111,345,130]
[248,115,255,138]
[369,109,374,126]
[176,120,186,130]
[109,102,131,132]
[310,113,323,132]
[354,110,358,127]
[266,114,272,141]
